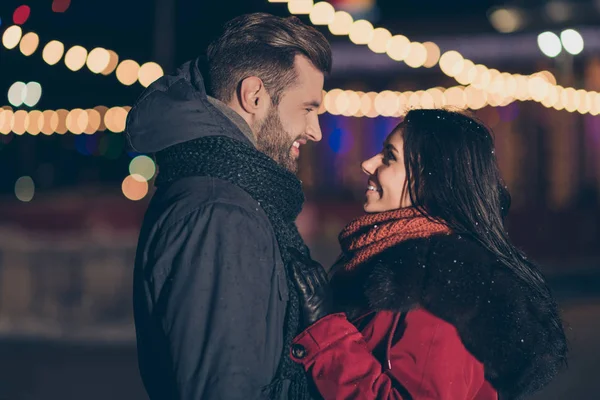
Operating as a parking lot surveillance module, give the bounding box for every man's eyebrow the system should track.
[303,100,321,108]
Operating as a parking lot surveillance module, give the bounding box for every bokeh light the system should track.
[101,50,119,75]
[65,45,88,71]
[52,0,72,13]
[309,1,335,25]
[422,42,441,68]
[15,176,35,202]
[122,175,149,201]
[538,31,562,58]
[368,28,392,54]
[42,40,65,65]
[19,32,39,56]
[349,20,374,45]
[2,25,23,49]
[560,29,584,55]
[328,11,353,35]
[116,60,141,86]
[138,62,164,87]
[129,155,156,181]
[24,82,42,107]
[7,81,27,107]
[287,0,314,14]
[86,47,110,74]
[386,35,410,61]
[13,5,31,25]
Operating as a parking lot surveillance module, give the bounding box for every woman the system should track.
[288,109,567,399]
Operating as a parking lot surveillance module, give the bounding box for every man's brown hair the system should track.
[207,12,332,105]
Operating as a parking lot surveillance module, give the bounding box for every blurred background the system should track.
[1,0,599,398]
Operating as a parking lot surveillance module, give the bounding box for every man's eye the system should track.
[305,108,314,113]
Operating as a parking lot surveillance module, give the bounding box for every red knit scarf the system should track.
[339,207,452,270]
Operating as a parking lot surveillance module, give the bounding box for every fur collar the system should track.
[331,234,567,400]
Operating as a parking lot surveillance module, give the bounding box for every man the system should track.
[126,12,332,400]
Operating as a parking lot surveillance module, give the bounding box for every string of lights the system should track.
[0,106,130,135]
[2,78,598,138]
[271,0,599,112]
[1,25,164,88]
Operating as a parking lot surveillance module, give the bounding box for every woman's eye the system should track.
[383,150,396,162]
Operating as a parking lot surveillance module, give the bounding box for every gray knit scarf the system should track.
[155,135,316,400]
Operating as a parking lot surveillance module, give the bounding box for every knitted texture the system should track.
[339,207,451,270]
[155,135,315,400]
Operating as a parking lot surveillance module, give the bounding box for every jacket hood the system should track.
[331,234,568,399]
[125,58,253,154]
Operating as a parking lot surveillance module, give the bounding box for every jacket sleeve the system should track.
[147,202,282,400]
[290,312,487,400]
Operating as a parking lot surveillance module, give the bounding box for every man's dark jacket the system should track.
[126,60,290,399]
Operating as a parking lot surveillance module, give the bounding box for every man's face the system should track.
[254,55,324,174]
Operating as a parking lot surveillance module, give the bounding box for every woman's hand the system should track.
[287,248,334,331]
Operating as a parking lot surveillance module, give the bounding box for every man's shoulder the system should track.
[147,176,270,231]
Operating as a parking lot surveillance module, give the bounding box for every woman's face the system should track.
[361,129,412,213]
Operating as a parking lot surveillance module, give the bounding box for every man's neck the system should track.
[207,96,257,146]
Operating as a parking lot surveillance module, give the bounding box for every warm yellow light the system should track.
[65,45,88,71]
[528,76,549,101]
[55,109,69,134]
[101,50,119,75]
[309,2,335,25]
[562,87,578,112]
[386,35,410,61]
[12,110,28,135]
[84,109,102,134]
[116,60,141,86]
[343,90,361,117]
[422,42,441,68]
[439,51,464,77]
[426,88,445,108]
[42,40,65,65]
[335,90,350,115]
[19,32,39,56]
[374,91,399,116]
[122,174,149,201]
[465,86,488,110]
[2,26,23,50]
[455,59,476,85]
[364,92,379,118]
[405,42,427,68]
[0,110,13,135]
[138,62,164,87]
[26,110,43,135]
[324,89,342,115]
[471,65,490,89]
[489,8,523,33]
[368,28,392,54]
[349,20,374,45]
[41,110,59,135]
[288,0,314,14]
[577,89,591,114]
[443,86,467,109]
[419,92,435,109]
[328,11,353,35]
[86,47,110,74]
[104,107,128,132]
[66,108,88,134]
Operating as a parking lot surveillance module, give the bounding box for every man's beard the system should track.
[254,106,299,174]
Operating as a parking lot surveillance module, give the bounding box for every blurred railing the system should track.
[0,227,138,343]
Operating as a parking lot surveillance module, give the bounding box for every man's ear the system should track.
[238,76,270,115]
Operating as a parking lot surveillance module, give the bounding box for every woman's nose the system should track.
[361,154,380,176]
